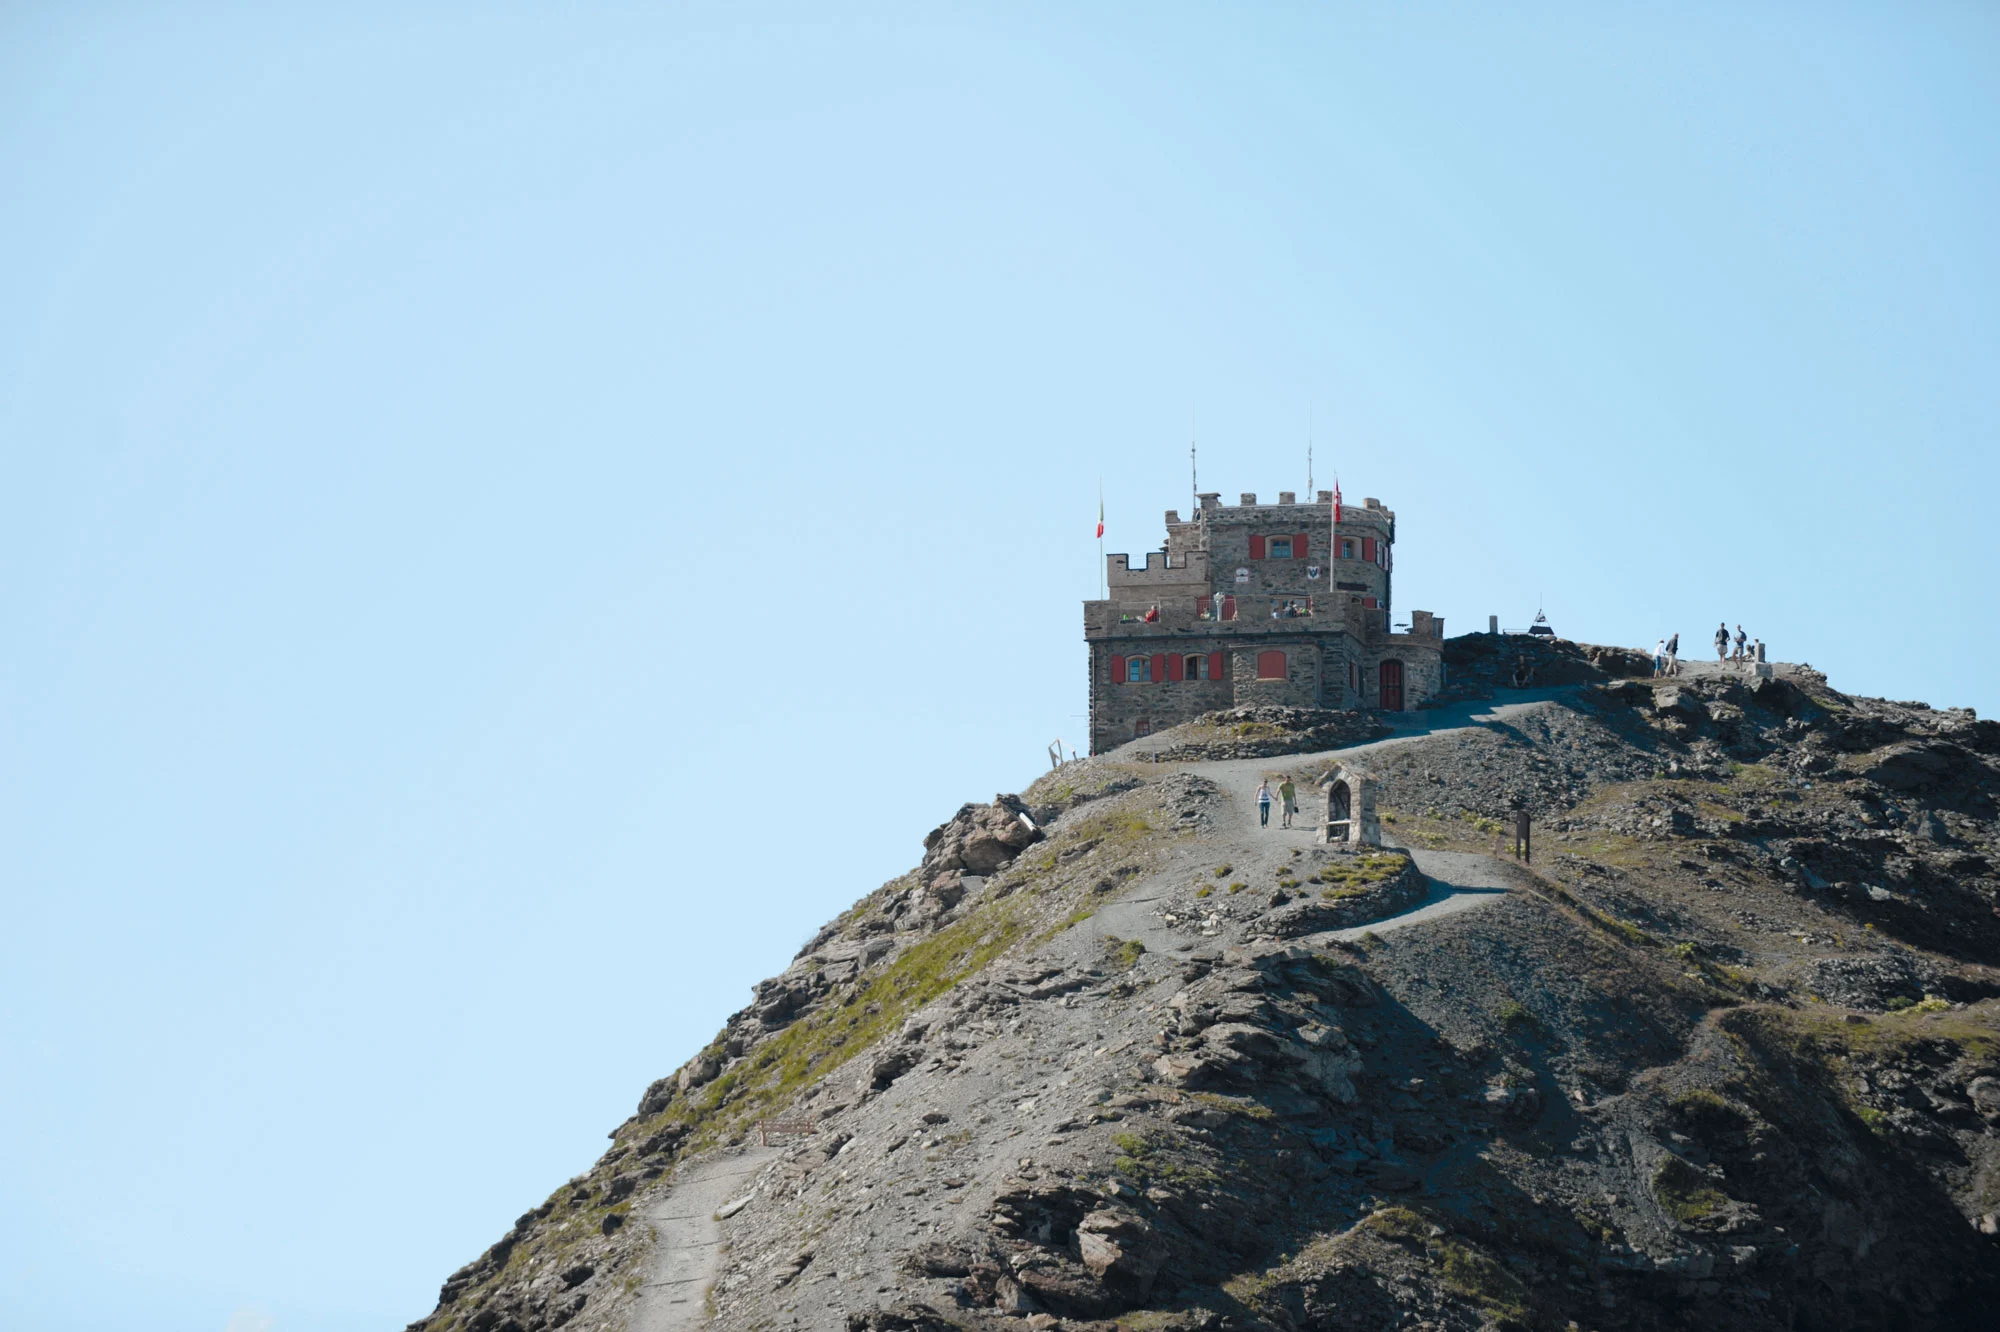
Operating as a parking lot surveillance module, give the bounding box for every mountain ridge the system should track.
[408,638,2000,1332]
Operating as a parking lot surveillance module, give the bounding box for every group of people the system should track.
[1652,633,1682,677]
[1271,599,1310,619]
[1255,777,1299,828]
[1653,623,1767,676]
[1714,621,1763,666]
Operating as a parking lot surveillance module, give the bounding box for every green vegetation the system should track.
[1190,1091,1274,1120]
[1313,852,1408,892]
[1435,1236,1530,1327]
[1228,881,1248,893]
[1855,1105,1891,1134]
[1652,1156,1732,1225]
[1194,885,1213,898]
[1669,1088,1748,1136]
[1109,1131,1218,1189]
[1213,864,1233,877]
[1359,1205,1428,1244]
[1496,1000,1535,1030]
[1103,936,1146,970]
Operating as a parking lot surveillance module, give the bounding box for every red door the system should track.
[1221,595,1236,621]
[1379,660,1404,711]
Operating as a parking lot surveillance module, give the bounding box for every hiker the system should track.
[1653,639,1666,677]
[1714,622,1729,663]
[1514,809,1532,863]
[1734,624,1748,664]
[1666,633,1680,676]
[1256,779,1273,828]
[1279,777,1298,828]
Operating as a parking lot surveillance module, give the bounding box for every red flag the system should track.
[1096,495,1104,539]
[1333,480,1341,527]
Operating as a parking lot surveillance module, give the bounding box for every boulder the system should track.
[1075,1209,1163,1291]
[1654,687,1710,724]
[678,1053,721,1092]
[1863,742,1967,792]
[921,796,1043,877]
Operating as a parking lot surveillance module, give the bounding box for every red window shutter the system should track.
[1248,534,1265,560]
[1109,654,1125,684]
[1363,596,1377,609]
[1208,651,1223,680]
[1256,649,1287,680]
[1150,653,1167,685]
[1295,531,1310,559]
[1167,653,1185,681]
[1222,596,1236,621]
[1362,537,1376,563]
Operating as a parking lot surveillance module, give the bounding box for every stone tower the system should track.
[1082,490,1444,753]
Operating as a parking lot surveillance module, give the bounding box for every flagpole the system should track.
[1097,477,1105,601]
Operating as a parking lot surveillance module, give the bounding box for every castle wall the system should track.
[1083,489,1438,751]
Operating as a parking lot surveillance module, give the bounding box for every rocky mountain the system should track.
[407,640,2000,1332]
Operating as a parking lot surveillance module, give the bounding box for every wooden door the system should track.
[1379,659,1404,711]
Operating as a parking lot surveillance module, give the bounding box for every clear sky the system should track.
[3,4,1995,1329]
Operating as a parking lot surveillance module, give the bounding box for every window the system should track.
[1338,537,1355,560]
[1127,656,1150,683]
[1183,654,1205,680]
[1269,536,1292,559]
[1256,650,1287,680]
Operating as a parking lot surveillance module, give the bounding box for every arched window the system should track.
[1256,650,1287,680]
[1183,654,1204,680]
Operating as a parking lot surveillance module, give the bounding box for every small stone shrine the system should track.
[1318,763,1381,848]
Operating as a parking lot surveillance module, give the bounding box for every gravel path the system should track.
[629,1148,778,1332]
[1081,699,1556,957]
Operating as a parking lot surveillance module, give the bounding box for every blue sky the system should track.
[3,5,1995,1329]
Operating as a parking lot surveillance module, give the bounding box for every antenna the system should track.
[1189,408,1197,517]
[1307,407,1313,497]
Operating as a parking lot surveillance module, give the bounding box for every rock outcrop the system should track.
[406,654,2000,1332]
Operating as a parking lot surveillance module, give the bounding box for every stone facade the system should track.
[1085,489,1444,753]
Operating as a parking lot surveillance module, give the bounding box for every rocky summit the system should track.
[408,639,2000,1332]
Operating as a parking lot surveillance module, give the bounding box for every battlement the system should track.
[1106,548,1212,590]
[1087,482,1439,750]
[1183,491,1394,532]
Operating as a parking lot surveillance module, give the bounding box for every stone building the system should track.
[1084,489,1445,753]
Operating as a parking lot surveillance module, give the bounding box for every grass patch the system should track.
[1227,881,1248,894]
[1194,885,1213,899]
[1213,864,1232,878]
[1435,1237,1530,1326]
[1190,1091,1274,1120]
[1102,936,1146,970]
[1496,1000,1535,1030]
[1652,1156,1731,1225]
[1669,1088,1748,1137]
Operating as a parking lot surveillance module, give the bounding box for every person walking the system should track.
[1279,777,1298,828]
[1256,779,1273,828]
[1653,639,1666,677]
[1733,624,1748,664]
[1666,633,1680,676]
[1714,622,1730,663]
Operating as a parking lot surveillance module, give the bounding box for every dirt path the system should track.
[629,1147,778,1332]
[1078,694,1560,956]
